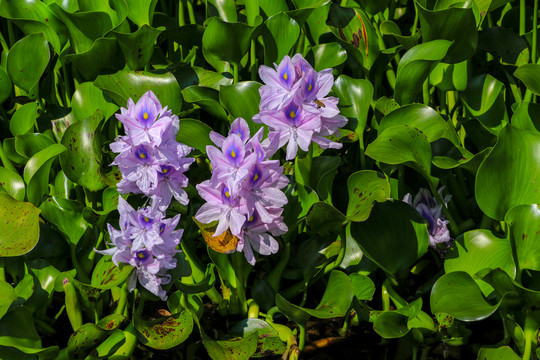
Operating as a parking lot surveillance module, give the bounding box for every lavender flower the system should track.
[254,54,348,160]
[195,118,288,264]
[96,197,181,300]
[110,90,195,210]
[403,188,452,257]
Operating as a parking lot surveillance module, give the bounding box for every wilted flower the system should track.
[254,54,348,160]
[403,188,452,257]
[96,197,181,300]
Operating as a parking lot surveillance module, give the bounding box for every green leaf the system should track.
[477,346,521,360]
[134,310,193,350]
[6,33,49,97]
[346,200,429,276]
[91,256,134,289]
[378,104,450,143]
[333,75,373,136]
[307,43,347,72]
[72,82,118,122]
[175,263,216,294]
[475,124,540,220]
[202,329,258,360]
[373,312,409,339]
[173,64,234,89]
[15,133,55,159]
[0,193,40,256]
[346,170,390,222]
[66,36,123,81]
[276,270,353,325]
[394,40,452,105]
[379,20,421,50]
[444,229,516,296]
[0,307,41,350]
[262,12,300,64]
[365,125,432,180]
[429,61,468,92]
[205,0,237,22]
[430,271,498,321]
[0,167,25,201]
[219,81,262,126]
[23,143,66,184]
[39,197,87,245]
[94,70,183,114]
[505,204,540,271]
[295,232,342,282]
[511,101,540,133]
[97,314,127,331]
[9,102,38,136]
[95,329,125,358]
[0,281,16,320]
[229,318,287,357]
[112,25,164,71]
[460,74,508,133]
[259,0,289,17]
[202,17,255,70]
[182,86,228,121]
[60,111,107,191]
[176,119,213,154]
[306,202,348,234]
[350,273,375,301]
[126,0,158,26]
[345,0,390,15]
[0,67,12,104]
[514,64,540,96]
[67,323,108,360]
[416,1,478,63]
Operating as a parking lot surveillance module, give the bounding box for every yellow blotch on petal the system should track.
[283,72,288,80]
[143,112,149,120]
[231,150,236,158]
[253,173,259,181]
[137,252,146,259]
[225,191,230,198]
[289,110,296,118]
[249,215,254,222]
[308,84,312,91]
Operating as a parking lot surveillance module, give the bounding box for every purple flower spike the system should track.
[403,188,453,257]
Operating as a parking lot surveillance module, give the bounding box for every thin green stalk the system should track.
[411,2,419,35]
[232,62,239,84]
[7,20,15,47]
[532,0,538,64]
[70,245,90,284]
[178,0,186,27]
[186,0,196,25]
[298,324,306,351]
[381,283,390,311]
[247,300,259,318]
[115,283,129,315]
[231,252,248,315]
[522,314,538,360]
[181,239,222,304]
[422,79,430,105]
[0,30,9,52]
[520,0,526,35]
[62,64,72,107]
[359,133,366,170]
[250,40,257,80]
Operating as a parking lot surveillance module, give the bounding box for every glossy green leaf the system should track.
[95,329,125,358]
[416,1,478,63]
[429,61,468,91]
[378,104,450,143]
[511,101,540,133]
[0,167,25,201]
[263,12,300,64]
[379,20,421,50]
[477,346,521,360]
[432,146,490,174]
[206,0,237,22]
[24,143,66,184]
[0,193,40,256]
[306,202,348,234]
[276,270,353,325]
[15,133,55,159]
[505,204,540,271]
[72,82,118,122]
[202,329,258,360]
[39,197,87,245]
[333,75,373,136]
[219,81,262,125]
[478,26,527,65]
[67,323,108,360]
[307,43,347,72]
[173,65,234,89]
[430,271,498,321]
[394,40,451,105]
[126,0,158,26]
[514,64,540,96]
[303,3,331,45]
[327,5,379,70]
[0,281,16,320]
[60,111,107,191]
[346,170,390,222]
[444,229,516,296]
[366,125,432,179]
[175,263,216,294]
[9,102,37,136]
[97,314,127,331]
[311,156,340,203]
[460,74,508,133]
[0,67,12,104]
[295,232,341,281]
[182,86,228,121]
[373,312,410,339]
[350,273,375,301]
[259,0,289,17]
[66,37,124,81]
[202,17,255,70]
[0,307,41,350]
[229,318,287,357]
[77,0,128,27]
[6,33,49,97]
[91,256,133,289]
[475,124,540,220]
[112,25,164,71]
[94,70,182,114]
[346,200,429,276]
[176,119,213,153]
[134,310,193,350]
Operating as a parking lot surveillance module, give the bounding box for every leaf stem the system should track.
[520,0,526,35]
[186,0,196,25]
[231,252,248,315]
[381,282,390,311]
[232,62,239,84]
[522,314,538,360]
[181,239,222,304]
[532,0,538,64]
[178,0,186,27]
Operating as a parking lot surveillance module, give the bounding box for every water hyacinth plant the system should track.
[1,0,540,359]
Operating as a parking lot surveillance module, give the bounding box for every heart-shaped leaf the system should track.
[514,64,540,96]
[91,256,134,289]
[0,193,40,256]
[134,310,193,350]
[346,170,390,222]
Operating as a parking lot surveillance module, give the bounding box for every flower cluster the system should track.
[254,54,348,160]
[98,91,193,299]
[195,118,288,265]
[403,188,452,257]
[110,90,195,211]
[97,197,181,300]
